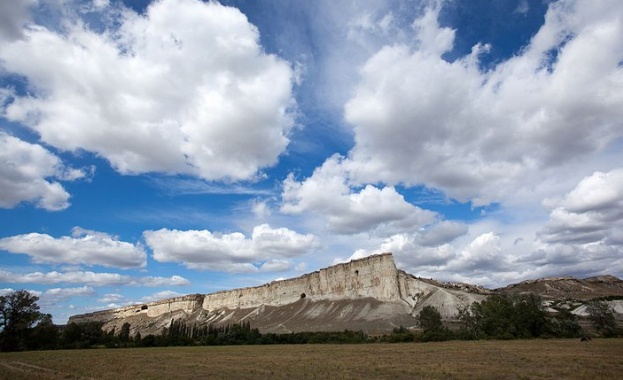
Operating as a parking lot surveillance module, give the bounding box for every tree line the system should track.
[1,290,620,351]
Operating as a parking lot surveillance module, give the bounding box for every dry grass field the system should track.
[1,339,622,379]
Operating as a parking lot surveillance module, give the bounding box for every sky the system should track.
[1,0,622,324]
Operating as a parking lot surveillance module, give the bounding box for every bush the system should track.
[458,294,551,340]
[549,308,583,338]
[586,301,618,337]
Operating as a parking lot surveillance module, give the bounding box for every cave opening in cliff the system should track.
[300,293,306,299]
[355,270,359,276]
[141,305,148,310]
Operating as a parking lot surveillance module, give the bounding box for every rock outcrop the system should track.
[68,253,487,335]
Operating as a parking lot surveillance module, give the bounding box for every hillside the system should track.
[68,253,623,336]
[69,253,487,335]
[496,275,623,300]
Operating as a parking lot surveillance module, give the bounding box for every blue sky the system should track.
[1,0,622,323]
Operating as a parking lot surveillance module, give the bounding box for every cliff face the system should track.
[68,253,486,334]
[201,253,401,311]
[68,294,204,324]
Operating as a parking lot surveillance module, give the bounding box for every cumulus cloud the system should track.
[346,229,514,287]
[258,259,293,272]
[96,290,187,309]
[251,224,319,257]
[98,293,123,303]
[140,290,184,303]
[290,0,623,286]
[0,227,146,269]
[340,0,623,205]
[448,232,505,273]
[281,155,437,235]
[140,275,190,287]
[517,169,623,277]
[0,0,36,41]
[37,286,96,306]
[335,219,469,269]
[43,286,95,299]
[539,169,623,245]
[144,224,317,272]
[0,132,87,210]
[418,220,469,247]
[0,269,189,287]
[347,233,455,267]
[0,0,294,181]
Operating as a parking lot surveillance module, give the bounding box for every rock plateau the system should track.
[69,253,488,336]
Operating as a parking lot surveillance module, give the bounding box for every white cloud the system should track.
[0,288,16,296]
[38,286,96,306]
[0,0,37,41]
[448,232,505,272]
[334,219,469,270]
[341,0,623,206]
[0,227,146,269]
[0,132,86,211]
[144,224,317,272]
[346,233,456,267]
[44,286,95,298]
[412,4,454,56]
[92,0,109,10]
[285,0,623,287]
[251,224,318,257]
[258,259,293,272]
[140,290,183,303]
[96,290,188,308]
[539,169,623,246]
[360,168,623,286]
[0,269,190,287]
[140,275,190,287]
[417,220,469,247]
[552,169,623,214]
[0,0,294,181]
[251,200,271,219]
[281,155,437,235]
[98,293,123,303]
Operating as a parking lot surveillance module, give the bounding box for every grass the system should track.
[1,339,622,379]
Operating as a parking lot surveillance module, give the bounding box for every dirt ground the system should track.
[1,338,622,379]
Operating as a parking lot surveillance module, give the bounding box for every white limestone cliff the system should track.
[68,253,487,334]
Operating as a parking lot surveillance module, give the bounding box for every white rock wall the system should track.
[202,253,401,311]
[68,295,204,324]
[68,254,443,325]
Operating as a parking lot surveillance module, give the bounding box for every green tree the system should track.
[28,314,59,350]
[586,301,617,337]
[61,321,105,349]
[416,305,449,341]
[550,307,583,338]
[417,306,444,331]
[0,290,43,351]
[475,294,515,338]
[119,322,131,343]
[459,294,551,340]
[512,293,549,338]
[457,304,481,340]
[133,331,142,347]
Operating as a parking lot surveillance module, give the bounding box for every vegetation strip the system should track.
[1,289,621,352]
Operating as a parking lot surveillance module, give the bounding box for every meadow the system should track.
[1,339,622,379]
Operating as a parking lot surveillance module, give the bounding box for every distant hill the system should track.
[496,275,623,301]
